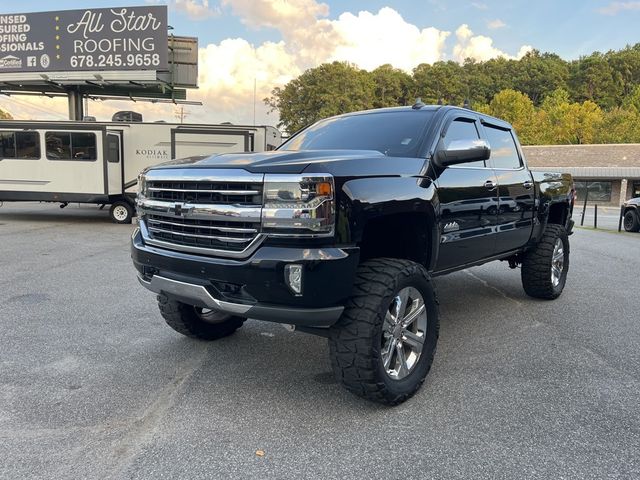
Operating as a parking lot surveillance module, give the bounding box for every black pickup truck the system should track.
[131,104,574,405]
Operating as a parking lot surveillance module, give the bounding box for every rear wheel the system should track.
[329,258,439,405]
[158,295,245,340]
[521,224,570,299]
[109,201,133,224]
[623,210,640,232]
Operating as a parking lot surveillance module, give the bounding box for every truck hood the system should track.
[150,149,426,176]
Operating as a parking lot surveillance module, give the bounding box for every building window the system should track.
[0,131,41,159]
[45,132,97,161]
[633,181,640,198]
[574,181,612,202]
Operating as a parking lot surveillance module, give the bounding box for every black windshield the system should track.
[280,110,435,158]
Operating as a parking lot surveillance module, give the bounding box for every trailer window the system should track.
[45,132,97,161]
[106,134,120,163]
[0,131,40,159]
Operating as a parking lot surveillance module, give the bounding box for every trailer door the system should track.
[106,131,123,195]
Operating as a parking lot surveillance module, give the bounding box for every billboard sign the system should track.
[0,6,168,73]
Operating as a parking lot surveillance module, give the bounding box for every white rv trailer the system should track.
[0,120,282,223]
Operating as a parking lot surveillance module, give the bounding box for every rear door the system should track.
[434,115,499,271]
[480,122,535,254]
[106,131,123,196]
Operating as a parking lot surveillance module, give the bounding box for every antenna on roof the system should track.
[412,97,426,110]
[463,98,471,109]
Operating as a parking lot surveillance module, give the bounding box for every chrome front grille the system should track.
[145,215,259,252]
[137,169,265,258]
[146,181,262,205]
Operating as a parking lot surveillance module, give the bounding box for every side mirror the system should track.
[435,139,491,167]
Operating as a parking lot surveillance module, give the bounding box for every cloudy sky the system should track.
[0,0,637,126]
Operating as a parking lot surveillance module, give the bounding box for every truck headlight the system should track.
[136,173,147,199]
[261,174,335,236]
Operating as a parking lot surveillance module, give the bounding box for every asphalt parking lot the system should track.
[1,202,639,480]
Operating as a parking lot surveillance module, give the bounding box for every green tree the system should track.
[413,61,467,105]
[485,89,538,144]
[264,61,375,133]
[514,50,569,105]
[605,44,640,97]
[540,89,603,144]
[569,52,623,108]
[595,107,640,143]
[622,84,640,111]
[370,64,415,108]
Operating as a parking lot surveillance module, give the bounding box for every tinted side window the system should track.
[0,132,16,158]
[0,131,40,159]
[107,135,120,163]
[443,118,485,168]
[46,132,97,161]
[484,126,521,169]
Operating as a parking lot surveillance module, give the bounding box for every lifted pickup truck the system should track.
[132,104,574,405]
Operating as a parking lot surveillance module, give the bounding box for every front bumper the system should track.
[131,228,359,327]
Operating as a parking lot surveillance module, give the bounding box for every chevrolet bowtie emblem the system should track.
[169,203,192,217]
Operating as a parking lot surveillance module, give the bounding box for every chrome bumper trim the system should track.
[139,219,266,259]
[137,274,253,315]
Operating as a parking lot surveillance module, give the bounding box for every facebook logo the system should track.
[27,56,36,67]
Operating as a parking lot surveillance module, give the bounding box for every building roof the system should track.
[529,166,640,179]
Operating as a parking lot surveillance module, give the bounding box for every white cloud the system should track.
[453,24,530,62]
[171,0,221,20]
[487,18,507,29]
[597,1,640,15]
[221,0,340,66]
[471,2,488,9]
[191,38,301,124]
[330,8,449,71]
[516,44,534,58]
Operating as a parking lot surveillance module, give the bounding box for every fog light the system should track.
[285,264,303,295]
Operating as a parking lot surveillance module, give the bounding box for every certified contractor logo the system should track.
[0,55,22,69]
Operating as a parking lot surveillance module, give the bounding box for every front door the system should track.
[434,116,499,271]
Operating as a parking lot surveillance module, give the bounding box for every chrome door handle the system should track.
[523,180,533,189]
[484,180,496,190]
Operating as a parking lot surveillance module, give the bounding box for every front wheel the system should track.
[521,224,570,299]
[329,258,439,405]
[623,210,640,232]
[158,296,245,340]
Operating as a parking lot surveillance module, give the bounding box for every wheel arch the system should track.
[339,176,439,270]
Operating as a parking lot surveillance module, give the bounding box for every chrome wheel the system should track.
[381,286,428,380]
[112,205,129,222]
[195,307,230,324]
[551,238,565,287]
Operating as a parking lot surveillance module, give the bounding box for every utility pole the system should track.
[174,106,188,124]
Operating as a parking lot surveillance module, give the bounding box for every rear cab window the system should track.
[483,125,522,169]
